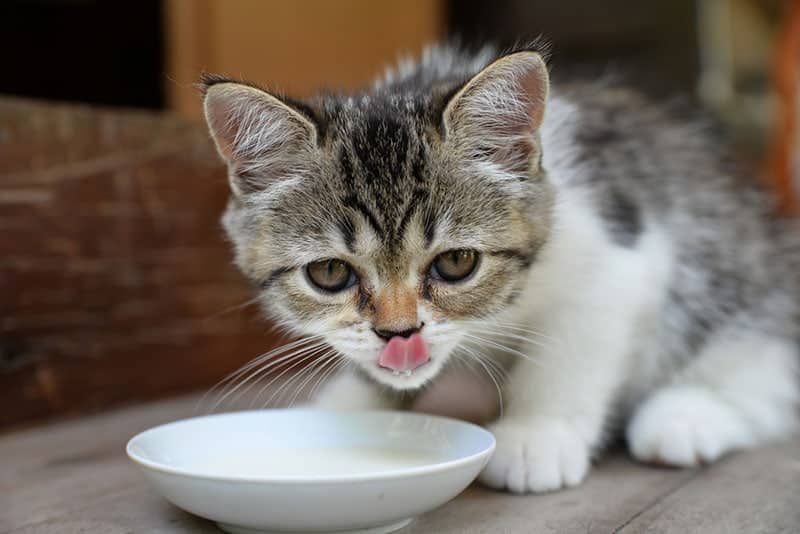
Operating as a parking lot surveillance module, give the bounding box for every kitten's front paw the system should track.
[627,386,749,467]
[479,417,591,493]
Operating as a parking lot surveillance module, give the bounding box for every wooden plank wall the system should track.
[0,98,276,429]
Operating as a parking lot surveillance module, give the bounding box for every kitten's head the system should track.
[202,49,553,390]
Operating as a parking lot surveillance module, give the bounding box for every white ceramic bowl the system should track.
[126,410,495,534]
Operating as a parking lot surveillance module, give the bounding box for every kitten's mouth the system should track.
[369,356,439,391]
[377,359,431,377]
[376,333,430,375]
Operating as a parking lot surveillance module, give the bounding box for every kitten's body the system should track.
[203,44,799,493]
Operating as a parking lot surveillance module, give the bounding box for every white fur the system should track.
[480,416,590,493]
[478,180,669,492]
[313,371,397,411]
[627,333,799,466]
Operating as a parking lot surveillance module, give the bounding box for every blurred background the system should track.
[1,0,798,430]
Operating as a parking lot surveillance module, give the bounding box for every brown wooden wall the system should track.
[0,98,280,430]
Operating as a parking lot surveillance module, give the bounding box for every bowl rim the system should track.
[126,409,496,485]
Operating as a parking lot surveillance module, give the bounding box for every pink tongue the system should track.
[378,333,430,372]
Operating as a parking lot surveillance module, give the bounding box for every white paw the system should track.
[479,417,591,493]
[627,386,750,468]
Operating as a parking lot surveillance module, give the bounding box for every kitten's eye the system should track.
[306,259,356,292]
[430,249,479,282]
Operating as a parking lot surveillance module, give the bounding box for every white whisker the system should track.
[203,295,262,320]
[288,352,341,407]
[308,358,351,402]
[243,344,330,408]
[210,340,330,411]
[455,345,505,417]
[462,333,542,366]
[467,326,552,349]
[196,335,326,413]
[261,348,333,408]
[475,320,556,342]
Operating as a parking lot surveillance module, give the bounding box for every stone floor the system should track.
[2,395,798,534]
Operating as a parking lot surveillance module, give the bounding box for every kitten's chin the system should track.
[360,358,447,391]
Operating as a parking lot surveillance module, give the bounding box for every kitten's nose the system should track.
[372,324,423,341]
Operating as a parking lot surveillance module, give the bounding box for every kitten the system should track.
[201,42,800,493]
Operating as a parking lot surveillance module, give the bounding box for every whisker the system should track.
[308,358,350,403]
[210,340,330,412]
[308,354,349,401]
[262,348,334,408]
[202,295,262,320]
[480,319,557,340]
[473,321,556,343]
[466,327,551,349]
[458,344,508,381]
[197,335,327,412]
[264,354,323,409]
[455,346,505,417]
[199,340,323,406]
[289,351,343,406]
[462,333,542,367]
[259,363,311,409]
[288,352,342,408]
[242,344,331,408]
[211,339,329,408]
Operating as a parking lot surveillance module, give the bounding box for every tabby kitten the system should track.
[202,43,799,493]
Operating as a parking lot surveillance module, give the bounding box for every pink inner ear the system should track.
[204,95,238,160]
[378,334,430,372]
[515,59,548,132]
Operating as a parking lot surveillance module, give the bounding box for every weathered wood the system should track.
[0,97,280,429]
[407,457,697,534]
[3,394,797,533]
[617,442,800,534]
[1,397,209,533]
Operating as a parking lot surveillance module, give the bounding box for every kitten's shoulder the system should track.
[548,75,729,170]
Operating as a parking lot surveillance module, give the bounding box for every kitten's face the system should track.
[204,51,552,390]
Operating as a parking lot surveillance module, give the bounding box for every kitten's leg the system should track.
[312,369,397,410]
[479,308,636,493]
[627,332,798,467]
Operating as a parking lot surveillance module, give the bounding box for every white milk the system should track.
[201,447,446,478]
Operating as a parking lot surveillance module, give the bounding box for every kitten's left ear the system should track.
[442,51,549,174]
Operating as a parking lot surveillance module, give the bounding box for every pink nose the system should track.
[378,333,430,372]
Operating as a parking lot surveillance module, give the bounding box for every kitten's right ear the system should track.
[442,51,549,175]
[202,77,318,196]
